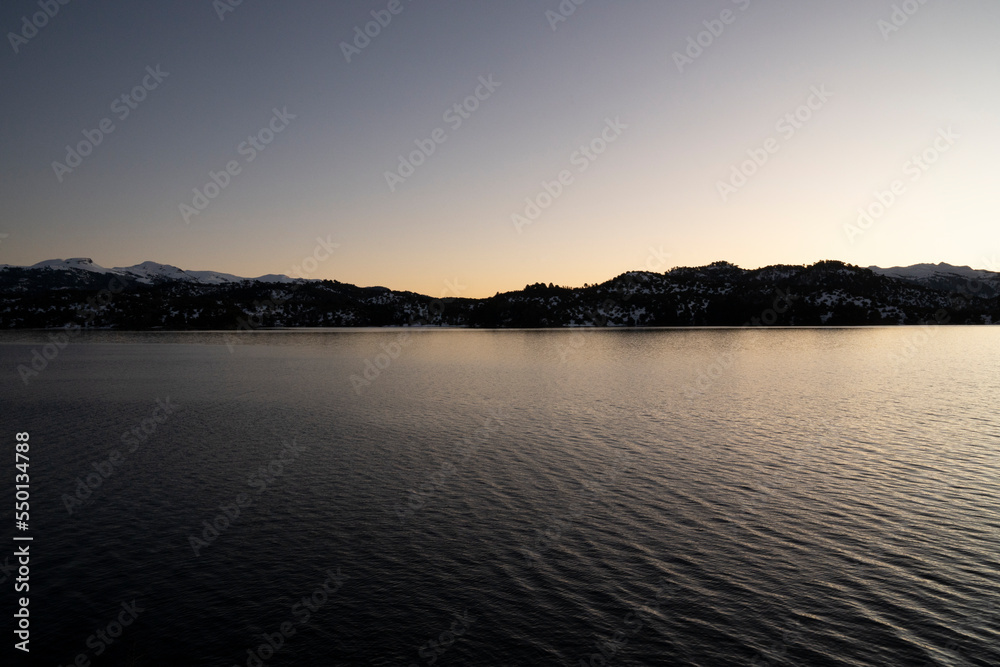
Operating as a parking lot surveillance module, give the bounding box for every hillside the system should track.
[1,260,996,329]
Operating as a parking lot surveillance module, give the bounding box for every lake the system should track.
[2,328,999,666]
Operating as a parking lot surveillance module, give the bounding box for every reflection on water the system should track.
[2,328,998,665]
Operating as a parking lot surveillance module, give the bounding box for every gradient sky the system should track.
[2,0,999,297]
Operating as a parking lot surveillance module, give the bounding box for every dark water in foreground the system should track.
[2,328,999,666]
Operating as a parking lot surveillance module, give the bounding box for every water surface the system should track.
[2,328,998,666]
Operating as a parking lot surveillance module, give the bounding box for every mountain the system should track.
[1,259,997,329]
[21,257,119,276]
[868,262,1000,298]
[0,258,296,286]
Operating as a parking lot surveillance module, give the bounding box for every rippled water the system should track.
[2,328,999,666]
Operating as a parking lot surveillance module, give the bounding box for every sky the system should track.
[1,0,999,298]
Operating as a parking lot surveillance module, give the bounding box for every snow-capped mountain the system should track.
[7,258,295,285]
[26,257,118,274]
[115,261,247,285]
[868,263,1000,297]
[868,262,994,281]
